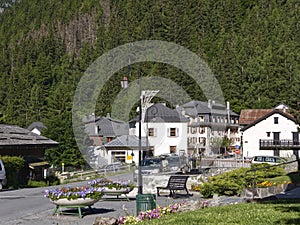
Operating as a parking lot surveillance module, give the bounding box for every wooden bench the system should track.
[156,175,193,197]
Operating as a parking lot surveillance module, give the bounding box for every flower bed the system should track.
[88,178,135,201]
[117,202,185,224]
[88,177,135,190]
[44,186,104,201]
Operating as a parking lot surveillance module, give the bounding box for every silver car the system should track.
[0,159,7,190]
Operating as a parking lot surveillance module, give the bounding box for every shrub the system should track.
[0,156,25,188]
[197,165,285,198]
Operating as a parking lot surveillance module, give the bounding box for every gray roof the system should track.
[143,103,189,123]
[104,135,148,148]
[27,122,46,132]
[0,124,58,146]
[96,117,128,137]
[181,100,239,117]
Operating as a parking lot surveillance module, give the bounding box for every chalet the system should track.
[0,124,58,158]
[0,124,58,182]
[241,109,299,158]
[83,114,128,146]
[27,121,46,135]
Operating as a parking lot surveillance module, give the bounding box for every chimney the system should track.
[208,99,212,109]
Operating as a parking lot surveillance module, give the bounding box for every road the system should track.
[0,172,191,225]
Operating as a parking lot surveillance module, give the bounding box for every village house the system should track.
[0,123,58,182]
[240,106,300,158]
[179,100,240,156]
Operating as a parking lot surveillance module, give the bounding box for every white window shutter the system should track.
[176,128,179,137]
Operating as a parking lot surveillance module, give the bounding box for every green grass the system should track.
[27,180,48,188]
[140,201,300,225]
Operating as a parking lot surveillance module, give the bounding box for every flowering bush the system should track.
[257,180,291,188]
[117,202,185,224]
[88,177,135,190]
[44,186,104,201]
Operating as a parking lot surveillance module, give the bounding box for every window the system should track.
[169,146,176,153]
[148,128,155,137]
[191,127,197,134]
[111,151,126,162]
[199,128,205,134]
[199,116,204,122]
[266,132,271,137]
[274,117,279,124]
[168,128,178,137]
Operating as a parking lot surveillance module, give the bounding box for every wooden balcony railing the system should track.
[260,139,300,150]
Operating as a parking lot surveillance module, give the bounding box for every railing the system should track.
[260,139,300,149]
[196,157,251,169]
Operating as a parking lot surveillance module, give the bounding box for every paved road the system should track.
[0,186,198,225]
[0,173,200,225]
[1,172,299,225]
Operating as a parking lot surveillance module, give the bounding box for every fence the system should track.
[195,157,251,169]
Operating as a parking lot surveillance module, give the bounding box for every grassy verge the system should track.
[140,201,300,225]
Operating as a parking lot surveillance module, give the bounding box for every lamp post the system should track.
[120,73,143,194]
[120,73,159,195]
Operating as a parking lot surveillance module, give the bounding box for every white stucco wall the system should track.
[134,121,187,156]
[243,113,297,157]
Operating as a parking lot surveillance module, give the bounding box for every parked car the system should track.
[0,159,7,190]
[164,154,190,174]
[133,154,190,181]
[251,155,286,165]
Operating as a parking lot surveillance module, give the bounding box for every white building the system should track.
[241,109,299,157]
[179,100,240,156]
[129,103,189,157]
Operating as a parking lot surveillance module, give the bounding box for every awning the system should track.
[29,161,50,169]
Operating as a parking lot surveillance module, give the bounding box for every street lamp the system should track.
[120,73,159,195]
[120,72,143,194]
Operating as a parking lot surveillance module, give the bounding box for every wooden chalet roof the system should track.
[0,124,58,147]
[239,109,273,125]
[241,109,296,131]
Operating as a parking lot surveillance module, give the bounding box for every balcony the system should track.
[260,139,300,150]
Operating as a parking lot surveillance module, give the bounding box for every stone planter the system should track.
[51,197,100,206]
[103,187,133,201]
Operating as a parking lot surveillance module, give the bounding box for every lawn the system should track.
[139,200,300,225]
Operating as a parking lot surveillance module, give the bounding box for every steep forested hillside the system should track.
[0,0,299,166]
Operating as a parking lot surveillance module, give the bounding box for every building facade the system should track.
[241,109,299,158]
[180,100,240,156]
